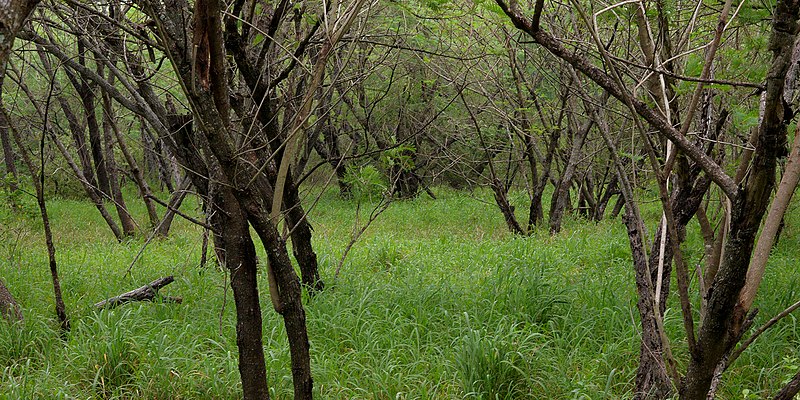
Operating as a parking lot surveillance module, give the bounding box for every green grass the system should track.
[0,186,799,398]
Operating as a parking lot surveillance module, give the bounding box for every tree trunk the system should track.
[209,177,270,400]
[76,41,111,198]
[549,116,592,234]
[682,0,799,396]
[0,109,18,194]
[154,176,191,237]
[40,55,100,197]
[100,65,137,236]
[312,123,351,198]
[6,106,70,332]
[0,278,22,323]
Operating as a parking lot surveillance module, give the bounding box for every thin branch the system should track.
[145,194,215,231]
[729,298,800,368]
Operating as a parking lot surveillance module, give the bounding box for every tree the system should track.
[496,0,800,398]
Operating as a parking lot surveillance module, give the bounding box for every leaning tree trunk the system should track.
[0,278,22,323]
[99,64,137,236]
[75,40,111,198]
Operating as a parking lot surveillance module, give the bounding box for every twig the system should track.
[608,54,765,90]
[334,196,393,281]
[145,194,215,231]
[730,299,800,367]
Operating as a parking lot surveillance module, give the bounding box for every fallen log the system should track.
[95,276,182,308]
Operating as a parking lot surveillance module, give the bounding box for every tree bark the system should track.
[100,65,137,237]
[0,278,22,323]
[0,109,18,194]
[94,276,179,308]
[683,0,799,396]
[75,41,111,197]
[208,176,271,400]
[6,106,70,332]
[774,370,800,400]
[549,90,605,234]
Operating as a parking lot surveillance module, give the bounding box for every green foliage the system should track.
[343,165,387,201]
[0,177,37,221]
[380,143,416,172]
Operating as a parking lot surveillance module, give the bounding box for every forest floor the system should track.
[0,186,799,399]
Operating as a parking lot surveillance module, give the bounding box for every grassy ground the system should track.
[0,186,798,399]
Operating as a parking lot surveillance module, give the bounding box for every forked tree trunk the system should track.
[682,1,799,397]
[209,177,270,400]
[549,113,594,234]
[133,0,318,396]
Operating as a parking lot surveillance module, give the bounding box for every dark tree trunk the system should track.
[549,117,591,234]
[682,1,799,396]
[10,62,125,241]
[635,163,712,398]
[531,126,561,229]
[142,123,175,191]
[285,177,324,292]
[159,110,271,399]
[0,109,18,193]
[228,49,324,293]
[209,177,270,400]
[6,106,70,332]
[75,41,111,198]
[774,370,800,400]
[626,211,672,400]
[133,0,318,395]
[312,124,351,198]
[594,174,618,221]
[154,176,191,237]
[108,99,161,230]
[491,178,525,235]
[100,66,137,236]
[40,55,100,196]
